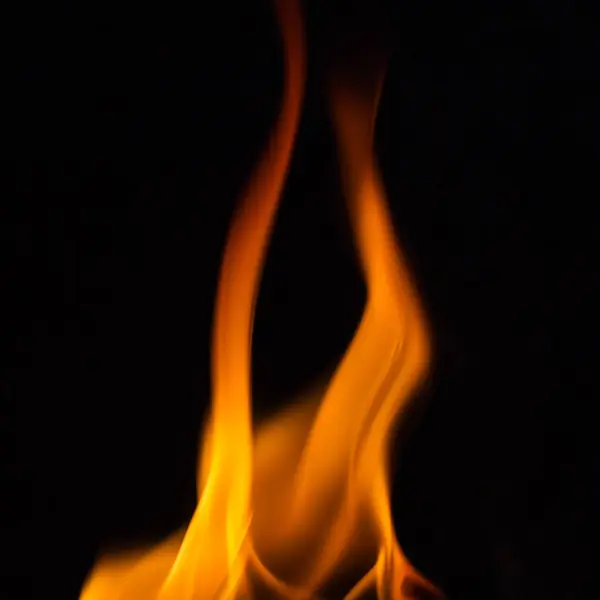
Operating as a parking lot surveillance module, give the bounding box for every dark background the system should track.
[3,1,598,598]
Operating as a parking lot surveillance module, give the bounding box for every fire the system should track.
[79,1,444,599]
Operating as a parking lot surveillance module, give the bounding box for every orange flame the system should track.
[79,1,444,599]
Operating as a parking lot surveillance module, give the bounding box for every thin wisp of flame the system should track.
[79,1,443,599]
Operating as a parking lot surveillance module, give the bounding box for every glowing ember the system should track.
[79,1,444,599]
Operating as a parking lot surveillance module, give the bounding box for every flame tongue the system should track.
[79,1,444,599]
[158,1,305,598]
[80,1,305,599]
[246,65,440,600]
[327,71,440,600]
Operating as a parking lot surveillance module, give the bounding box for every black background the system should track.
[3,1,599,598]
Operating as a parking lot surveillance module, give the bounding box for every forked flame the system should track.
[79,1,443,599]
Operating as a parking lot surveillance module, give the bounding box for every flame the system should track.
[79,1,444,599]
